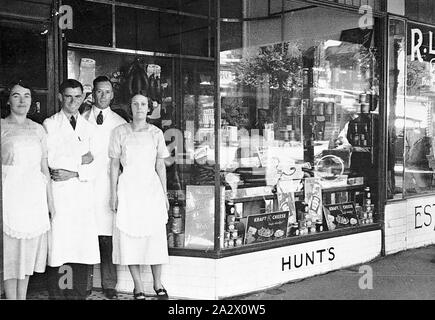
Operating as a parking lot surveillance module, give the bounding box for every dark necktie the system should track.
[96,111,104,125]
[70,115,76,130]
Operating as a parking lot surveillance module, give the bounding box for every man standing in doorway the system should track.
[43,79,100,300]
[82,76,126,299]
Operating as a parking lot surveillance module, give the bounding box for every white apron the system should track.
[115,131,168,238]
[2,135,50,239]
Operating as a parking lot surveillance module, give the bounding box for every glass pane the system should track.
[116,0,215,17]
[0,23,47,88]
[221,0,242,19]
[404,23,435,195]
[63,0,112,47]
[387,19,406,200]
[220,1,381,249]
[116,7,214,57]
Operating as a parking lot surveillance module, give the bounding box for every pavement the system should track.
[19,245,435,300]
[227,245,435,300]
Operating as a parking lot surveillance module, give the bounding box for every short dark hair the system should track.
[1,80,34,118]
[93,76,113,90]
[59,79,83,94]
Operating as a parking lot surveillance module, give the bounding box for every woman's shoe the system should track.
[154,287,168,300]
[133,290,146,300]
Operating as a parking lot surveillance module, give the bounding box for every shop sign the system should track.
[244,212,288,244]
[409,23,435,63]
[281,247,336,271]
[406,196,435,248]
[411,201,435,231]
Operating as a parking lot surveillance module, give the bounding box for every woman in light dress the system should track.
[1,81,55,299]
[109,94,170,300]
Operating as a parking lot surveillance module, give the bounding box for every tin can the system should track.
[326,102,335,115]
[224,239,230,248]
[171,216,183,234]
[316,221,323,232]
[361,103,370,114]
[290,223,299,236]
[359,93,368,103]
[167,233,175,247]
[227,223,235,231]
[235,237,243,246]
[318,102,325,115]
[174,233,185,248]
[224,231,231,240]
[353,123,359,133]
[235,203,243,219]
[228,239,234,248]
[227,215,236,224]
[231,230,238,239]
[361,139,367,147]
[310,226,317,234]
[353,135,360,145]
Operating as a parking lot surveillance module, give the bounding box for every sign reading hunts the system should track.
[245,212,288,244]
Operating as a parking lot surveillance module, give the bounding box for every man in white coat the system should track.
[82,76,126,299]
[43,79,100,300]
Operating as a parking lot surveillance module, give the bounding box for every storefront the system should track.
[384,0,435,254]
[5,0,434,300]
[58,0,387,299]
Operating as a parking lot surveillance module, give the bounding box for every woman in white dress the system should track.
[2,81,55,299]
[109,94,170,300]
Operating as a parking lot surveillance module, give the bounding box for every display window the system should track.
[62,0,384,255]
[387,19,435,199]
[218,0,382,250]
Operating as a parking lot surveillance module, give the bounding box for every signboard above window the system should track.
[406,0,435,25]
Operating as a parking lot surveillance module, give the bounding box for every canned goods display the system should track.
[231,230,238,239]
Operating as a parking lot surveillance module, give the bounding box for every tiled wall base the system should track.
[93,230,381,299]
[384,196,435,255]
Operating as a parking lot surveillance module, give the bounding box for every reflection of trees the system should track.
[407,59,429,96]
[233,42,303,128]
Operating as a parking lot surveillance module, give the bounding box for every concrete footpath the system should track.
[228,245,435,300]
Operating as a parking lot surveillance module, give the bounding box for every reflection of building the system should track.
[2,0,435,300]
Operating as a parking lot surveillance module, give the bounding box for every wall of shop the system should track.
[92,230,381,299]
[384,196,435,255]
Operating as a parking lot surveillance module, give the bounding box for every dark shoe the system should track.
[154,287,168,300]
[133,290,146,300]
[104,289,118,300]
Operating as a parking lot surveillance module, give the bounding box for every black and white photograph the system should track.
[0,0,434,309]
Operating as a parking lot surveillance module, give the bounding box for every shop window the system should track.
[403,23,435,195]
[218,1,381,249]
[387,19,406,200]
[63,0,112,47]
